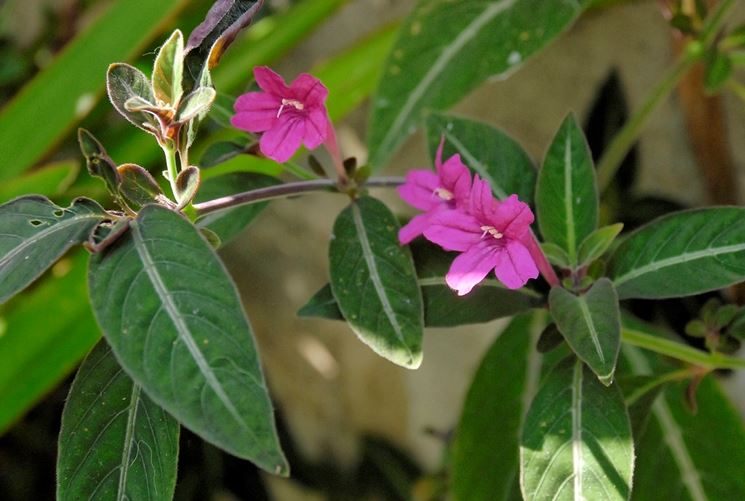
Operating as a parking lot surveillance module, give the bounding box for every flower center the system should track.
[434,187,454,201]
[277,98,305,117]
[480,225,503,239]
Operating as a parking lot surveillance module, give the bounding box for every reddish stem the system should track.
[526,231,560,288]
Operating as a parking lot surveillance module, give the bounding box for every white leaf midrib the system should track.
[571,361,584,500]
[116,384,141,501]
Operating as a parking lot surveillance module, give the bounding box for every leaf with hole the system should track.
[520,358,634,501]
[195,172,280,245]
[0,196,108,304]
[107,63,158,133]
[329,197,423,368]
[537,113,598,266]
[549,278,620,385]
[368,0,589,168]
[609,207,745,299]
[88,204,286,473]
[152,30,185,106]
[57,340,179,501]
[425,112,536,203]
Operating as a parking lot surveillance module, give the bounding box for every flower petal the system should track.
[424,209,482,252]
[397,170,440,211]
[446,241,500,296]
[232,92,281,132]
[290,73,329,107]
[303,109,330,149]
[491,194,534,240]
[469,175,499,222]
[259,117,304,162]
[254,66,290,96]
[398,213,431,245]
[439,154,471,205]
[493,239,539,289]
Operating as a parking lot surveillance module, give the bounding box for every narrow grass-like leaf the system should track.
[88,204,286,473]
[549,278,620,385]
[0,0,186,179]
[57,340,179,500]
[425,112,536,203]
[623,341,745,500]
[0,196,108,304]
[451,313,545,501]
[329,197,424,368]
[152,30,184,106]
[0,252,99,434]
[368,0,589,168]
[195,172,280,245]
[536,113,598,265]
[0,161,77,202]
[520,358,634,501]
[609,207,745,299]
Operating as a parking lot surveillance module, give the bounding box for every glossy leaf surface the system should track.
[0,196,107,304]
[609,207,745,299]
[329,197,423,368]
[425,112,536,203]
[549,278,620,385]
[57,340,179,500]
[536,114,598,265]
[368,0,588,168]
[520,358,634,501]
[88,204,286,473]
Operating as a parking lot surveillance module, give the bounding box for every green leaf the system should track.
[0,161,78,203]
[520,358,634,501]
[549,278,620,385]
[425,112,536,203]
[175,166,201,208]
[609,207,745,299]
[117,163,165,210]
[177,87,217,123]
[329,197,424,368]
[577,223,623,267]
[704,50,732,94]
[542,242,571,269]
[297,284,345,321]
[195,172,280,245]
[57,340,179,501]
[88,204,287,473]
[367,0,589,168]
[536,113,599,265]
[107,63,158,133]
[0,251,100,434]
[0,0,186,180]
[184,0,264,94]
[0,196,107,304]
[78,128,121,195]
[451,313,546,501]
[152,30,185,106]
[623,344,745,500]
[200,140,249,168]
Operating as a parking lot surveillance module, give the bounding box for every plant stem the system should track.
[595,0,737,193]
[623,368,695,407]
[622,327,745,370]
[162,145,180,199]
[192,176,405,216]
[526,231,560,287]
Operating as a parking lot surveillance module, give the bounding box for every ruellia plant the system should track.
[1,0,745,499]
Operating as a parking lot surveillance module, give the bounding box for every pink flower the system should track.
[231,66,331,162]
[397,141,471,244]
[423,176,539,295]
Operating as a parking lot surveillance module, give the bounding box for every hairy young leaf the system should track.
[623,342,745,500]
[536,113,598,265]
[78,129,120,195]
[329,197,424,368]
[368,0,589,168]
[107,63,158,133]
[184,0,264,93]
[88,204,286,473]
[117,163,164,210]
[520,358,634,501]
[0,196,107,304]
[175,166,201,208]
[609,207,745,299]
[452,313,545,501]
[425,112,536,203]
[195,172,280,245]
[152,30,184,106]
[177,87,217,123]
[57,340,179,501]
[549,278,620,385]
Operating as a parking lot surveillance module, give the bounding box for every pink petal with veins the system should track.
[491,194,534,240]
[424,209,482,252]
[493,239,538,289]
[397,170,440,211]
[232,93,281,132]
[303,109,330,149]
[291,74,329,106]
[445,241,500,296]
[254,66,289,96]
[259,117,304,162]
